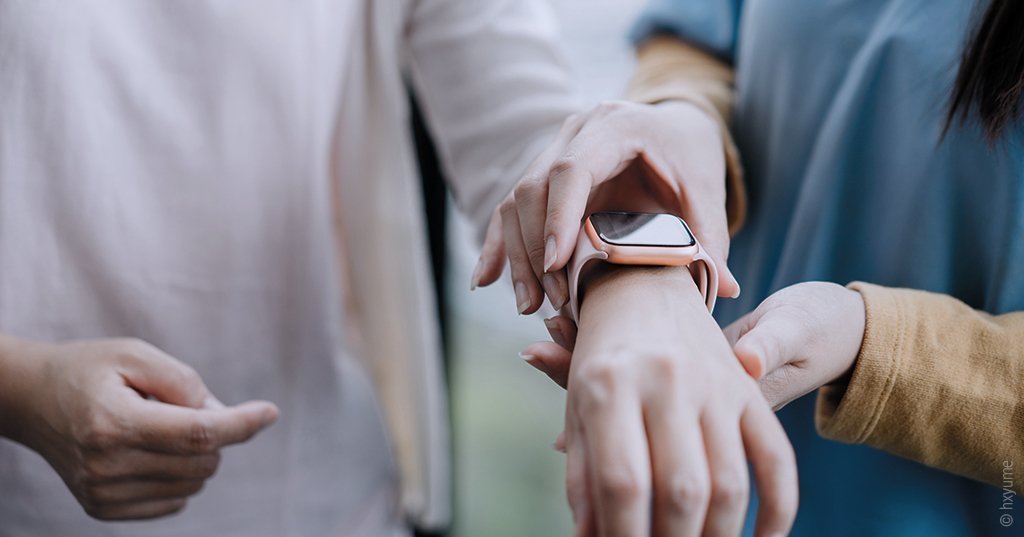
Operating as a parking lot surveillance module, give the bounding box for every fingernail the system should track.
[552,441,566,453]
[544,317,566,347]
[470,259,484,291]
[543,236,557,272]
[515,281,530,314]
[518,351,535,362]
[732,284,741,299]
[542,274,566,310]
[261,407,279,426]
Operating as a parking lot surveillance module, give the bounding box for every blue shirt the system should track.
[634,1,1024,535]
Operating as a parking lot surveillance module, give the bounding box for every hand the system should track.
[722,282,866,410]
[471,100,739,314]
[0,336,278,520]
[521,267,797,537]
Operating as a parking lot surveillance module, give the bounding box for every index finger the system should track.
[544,125,642,273]
[130,399,279,455]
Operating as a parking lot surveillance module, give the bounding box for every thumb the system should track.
[732,312,805,381]
[519,341,572,389]
[119,341,211,409]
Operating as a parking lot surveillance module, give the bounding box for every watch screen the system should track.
[590,212,695,247]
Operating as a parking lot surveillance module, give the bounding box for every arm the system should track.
[724,281,1024,493]
[474,34,746,313]
[523,267,798,537]
[627,35,747,234]
[405,0,580,238]
[818,283,1024,493]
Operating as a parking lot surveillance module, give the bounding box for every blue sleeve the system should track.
[630,0,744,61]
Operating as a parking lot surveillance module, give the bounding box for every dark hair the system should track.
[946,0,1024,143]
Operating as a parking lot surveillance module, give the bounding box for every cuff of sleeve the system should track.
[815,282,907,444]
[625,36,746,235]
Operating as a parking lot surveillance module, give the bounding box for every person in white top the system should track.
[0,1,799,536]
[0,0,576,535]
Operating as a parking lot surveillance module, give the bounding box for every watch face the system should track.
[590,212,696,247]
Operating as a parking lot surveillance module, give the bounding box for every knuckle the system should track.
[548,155,579,180]
[594,100,629,116]
[117,337,155,359]
[513,178,545,204]
[197,452,221,478]
[597,467,645,506]
[166,498,188,515]
[80,454,112,483]
[175,364,203,389]
[186,416,215,453]
[81,500,109,520]
[79,419,117,451]
[573,360,628,408]
[183,479,206,497]
[499,196,518,217]
[710,470,749,509]
[659,475,710,515]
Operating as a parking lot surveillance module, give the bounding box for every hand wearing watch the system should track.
[567,211,719,322]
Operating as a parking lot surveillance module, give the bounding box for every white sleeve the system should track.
[406,0,582,241]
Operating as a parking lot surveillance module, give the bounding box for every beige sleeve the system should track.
[816,282,1024,493]
[626,35,747,234]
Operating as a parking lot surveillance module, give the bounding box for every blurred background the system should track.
[446,1,646,535]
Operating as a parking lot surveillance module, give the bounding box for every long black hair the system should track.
[946,0,1024,143]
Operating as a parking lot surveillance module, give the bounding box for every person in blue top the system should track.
[475,0,1024,534]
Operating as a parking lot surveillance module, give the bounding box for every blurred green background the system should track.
[447,2,645,535]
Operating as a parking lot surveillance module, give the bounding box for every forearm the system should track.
[626,36,746,233]
[0,334,46,442]
[816,283,1024,492]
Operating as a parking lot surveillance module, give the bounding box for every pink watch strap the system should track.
[567,225,718,323]
[567,229,609,322]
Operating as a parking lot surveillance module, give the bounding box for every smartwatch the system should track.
[567,211,718,322]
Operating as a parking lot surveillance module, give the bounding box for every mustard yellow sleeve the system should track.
[816,282,1024,493]
[626,35,746,234]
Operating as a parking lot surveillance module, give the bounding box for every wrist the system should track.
[579,265,705,324]
[0,335,49,443]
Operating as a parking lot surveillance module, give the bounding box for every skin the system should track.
[723,282,866,410]
[471,99,740,313]
[522,266,798,537]
[474,98,796,535]
[0,335,278,520]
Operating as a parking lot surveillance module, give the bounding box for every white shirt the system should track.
[0,0,578,535]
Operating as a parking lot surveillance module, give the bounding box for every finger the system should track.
[89,478,206,505]
[741,401,799,537]
[500,199,544,314]
[472,209,507,289]
[673,191,739,299]
[85,450,221,482]
[700,409,750,537]
[545,120,641,273]
[553,430,566,453]
[119,341,209,409]
[514,177,569,310]
[646,403,709,537]
[131,400,279,455]
[577,381,650,536]
[87,497,187,521]
[565,404,595,537]
[733,311,807,380]
[544,315,578,352]
[520,341,571,389]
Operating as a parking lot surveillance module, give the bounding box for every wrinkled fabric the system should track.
[0,0,578,534]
